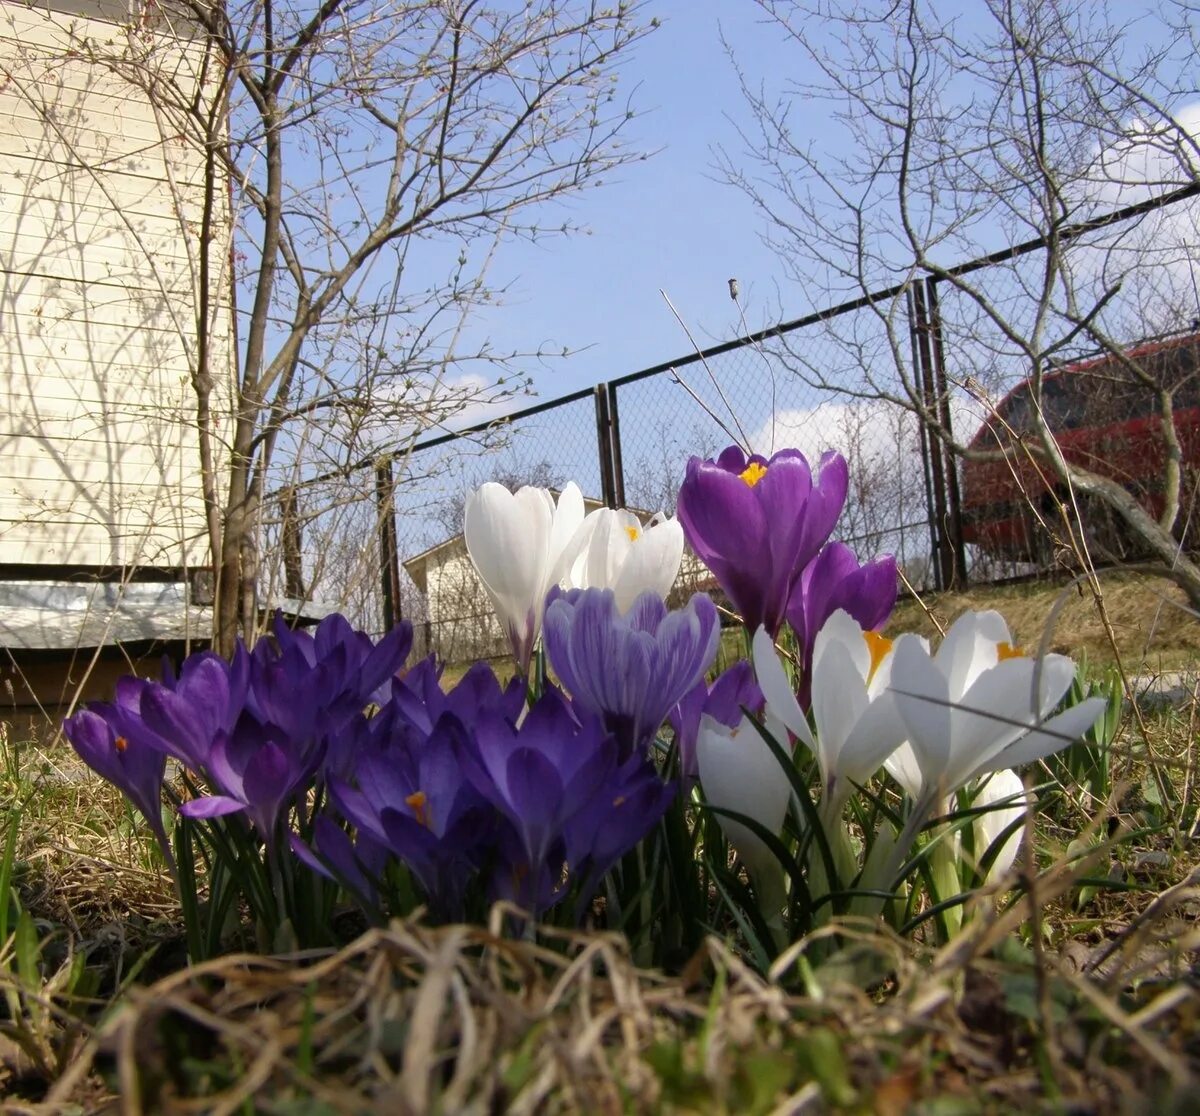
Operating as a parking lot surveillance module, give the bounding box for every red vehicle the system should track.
[959,331,1200,560]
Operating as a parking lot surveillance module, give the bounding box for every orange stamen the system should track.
[863,630,893,682]
[405,791,431,828]
[624,525,640,543]
[997,641,1024,661]
[739,461,768,487]
[114,735,128,754]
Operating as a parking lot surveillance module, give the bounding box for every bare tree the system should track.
[47,0,652,654]
[432,453,567,538]
[722,0,1200,604]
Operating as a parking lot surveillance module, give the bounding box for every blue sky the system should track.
[449,0,1195,414]
[456,2,812,402]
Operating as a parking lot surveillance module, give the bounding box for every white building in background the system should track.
[0,0,233,710]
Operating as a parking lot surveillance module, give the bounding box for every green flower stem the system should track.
[928,826,963,939]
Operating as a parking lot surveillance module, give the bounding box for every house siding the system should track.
[0,0,230,571]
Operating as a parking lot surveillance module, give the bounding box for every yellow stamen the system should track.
[405,791,431,828]
[739,461,768,487]
[864,630,893,682]
[997,641,1025,661]
[624,525,640,543]
[612,795,626,808]
[114,735,128,754]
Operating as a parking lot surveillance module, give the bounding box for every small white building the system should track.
[402,495,716,666]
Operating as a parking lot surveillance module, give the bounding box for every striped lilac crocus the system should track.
[543,587,720,756]
[676,446,848,637]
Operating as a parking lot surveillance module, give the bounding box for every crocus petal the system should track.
[966,698,1108,780]
[178,795,247,819]
[972,769,1029,881]
[697,712,791,880]
[752,626,816,750]
[884,741,924,800]
[889,633,954,793]
[464,482,552,668]
[546,482,586,586]
[936,610,1010,700]
[611,517,684,611]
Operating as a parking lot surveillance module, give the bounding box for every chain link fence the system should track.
[264,188,1200,664]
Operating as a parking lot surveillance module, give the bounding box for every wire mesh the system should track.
[613,294,942,598]
[932,213,1200,579]
[262,191,1200,659]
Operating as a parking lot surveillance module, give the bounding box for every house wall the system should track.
[0,0,231,571]
[423,543,508,664]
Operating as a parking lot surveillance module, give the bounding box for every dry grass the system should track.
[8,882,1195,1115]
[890,572,1200,673]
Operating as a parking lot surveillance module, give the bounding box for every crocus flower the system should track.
[676,446,848,637]
[696,710,791,926]
[965,768,1030,882]
[754,609,906,818]
[464,481,584,674]
[325,710,497,920]
[388,657,525,739]
[543,587,720,756]
[887,610,1107,809]
[138,651,243,771]
[455,688,670,916]
[179,720,317,849]
[563,506,685,611]
[561,748,676,911]
[785,542,898,709]
[64,690,168,846]
[668,660,763,788]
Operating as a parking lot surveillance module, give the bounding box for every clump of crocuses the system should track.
[64,612,675,955]
[65,442,1109,969]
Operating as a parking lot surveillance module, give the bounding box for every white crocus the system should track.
[753,610,906,819]
[463,481,584,673]
[966,768,1030,882]
[696,710,791,932]
[888,609,1106,810]
[564,507,684,611]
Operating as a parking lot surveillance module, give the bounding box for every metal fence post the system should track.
[924,277,968,585]
[607,382,626,508]
[908,284,947,590]
[594,383,618,508]
[375,458,402,631]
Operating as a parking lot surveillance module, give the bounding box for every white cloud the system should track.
[749,394,985,467]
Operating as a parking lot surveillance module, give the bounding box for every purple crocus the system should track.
[246,614,413,753]
[455,688,674,916]
[785,541,898,709]
[562,750,676,909]
[543,588,720,755]
[63,692,168,846]
[323,709,497,920]
[178,720,317,850]
[676,446,848,637]
[388,657,525,739]
[668,660,764,788]
[138,651,244,771]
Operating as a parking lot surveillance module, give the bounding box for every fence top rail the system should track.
[269,183,1199,502]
